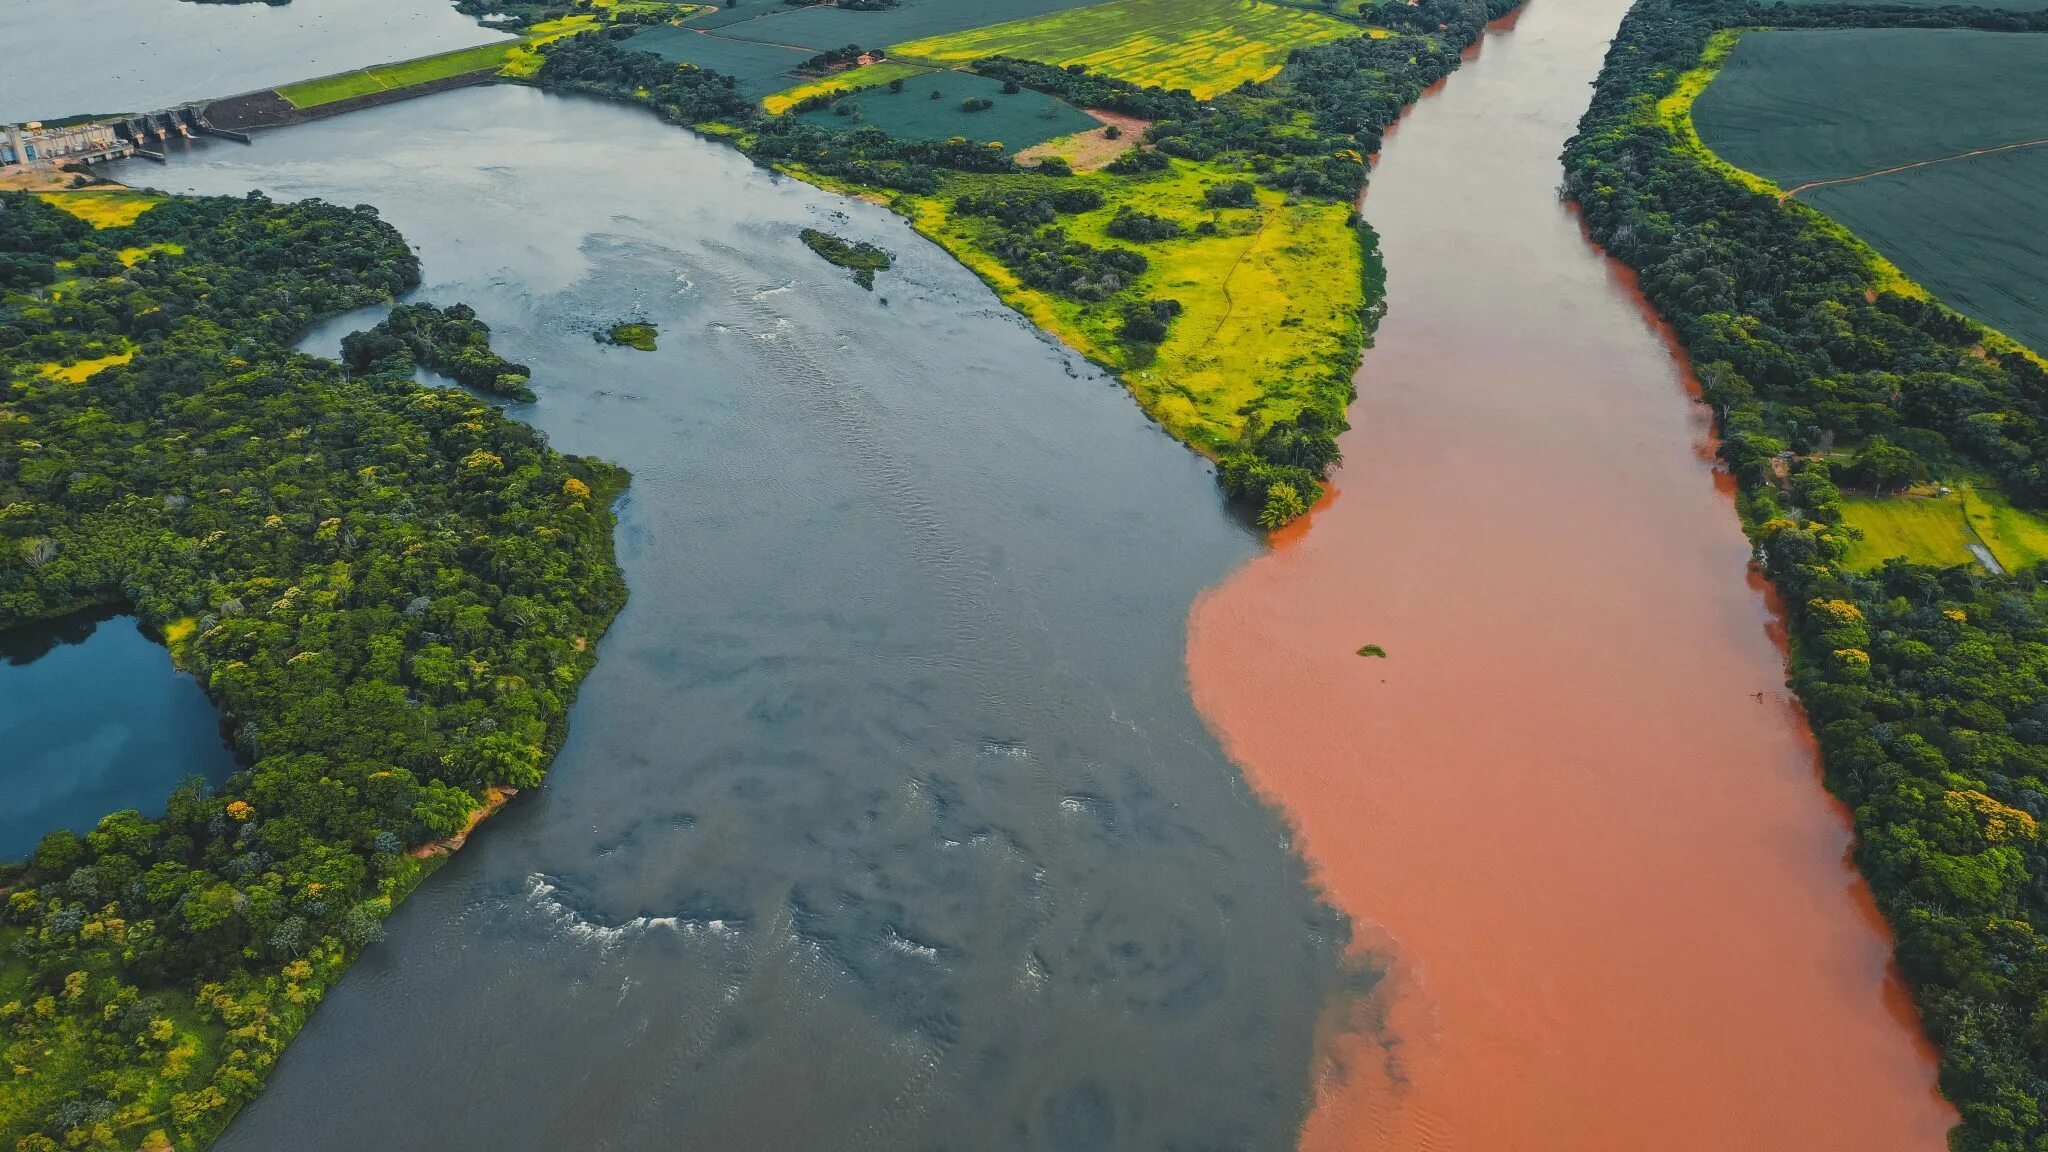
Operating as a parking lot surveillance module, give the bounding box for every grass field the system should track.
[910,159,1363,451]
[1840,483,2048,572]
[278,15,598,109]
[37,349,133,383]
[621,24,815,97]
[795,70,1097,151]
[34,188,163,228]
[763,60,934,114]
[891,0,1360,99]
[1689,29,2048,357]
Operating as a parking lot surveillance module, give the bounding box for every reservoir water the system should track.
[0,0,510,123]
[109,86,1347,1149]
[1188,1,1957,1148]
[0,608,237,860]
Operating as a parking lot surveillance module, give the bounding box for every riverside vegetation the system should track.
[0,188,627,1149]
[531,0,1517,524]
[1567,0,2048,1146]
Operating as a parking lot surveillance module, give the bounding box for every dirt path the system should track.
[1781,136,2048,202]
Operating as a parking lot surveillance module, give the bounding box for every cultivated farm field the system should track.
[1691,28,2048,356]
[794,71,1097,152]
[1806,147,2048,354]
[701,0,1110,47]
[891,0,1361,99]
[621,24,814,97]
[1691,29,2048,188]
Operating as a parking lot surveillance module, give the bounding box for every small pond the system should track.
[0,607,239,861]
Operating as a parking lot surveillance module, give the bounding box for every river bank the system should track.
[1188,0,1956,1147]
[114,86,1351,1150]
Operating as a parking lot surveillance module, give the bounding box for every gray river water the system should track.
[107,87,1347,1149]
[0,0,509,123]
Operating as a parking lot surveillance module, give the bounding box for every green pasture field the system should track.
[1691,29,2048,188]
[908,159,1363,452]
[621,24,815,96]
[278,37,530,108]
[701,0,1110,49]
[1840,484,2048,572]
[1804,146,2048,355]
[891,0,1360,99]
[794,70,1096,151]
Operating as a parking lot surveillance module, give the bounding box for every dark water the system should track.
[0,608,237,861]
[108,86,1346,1150]
[0,0,508,122]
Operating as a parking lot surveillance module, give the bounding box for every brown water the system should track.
[1188,2,1959,1148]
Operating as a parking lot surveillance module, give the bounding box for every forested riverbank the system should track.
[0,188,626,1149]
[1567,1,2048,1145]
[526,0,1517,523]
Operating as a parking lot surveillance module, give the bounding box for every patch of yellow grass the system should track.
[893,0,1359,99]
[762,60,933,114]
[501,12,605,78]
[38,350,133,383]
[35,188,163,229]
[910,159,1362,453]
[117,241,184,267]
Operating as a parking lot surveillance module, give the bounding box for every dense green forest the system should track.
[340,301,537,401]
[531,0,1512,521]
[0,190,626,1149]
[1566,1,2048,1146]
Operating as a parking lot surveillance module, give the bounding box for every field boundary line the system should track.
[1781,136,2048,203]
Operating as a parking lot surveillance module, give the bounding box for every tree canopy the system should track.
[0,189,626,1150]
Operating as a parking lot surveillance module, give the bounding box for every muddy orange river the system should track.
[1188,0,1959,1148]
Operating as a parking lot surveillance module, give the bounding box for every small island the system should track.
[598,321,659,351]
[800,228,893,289]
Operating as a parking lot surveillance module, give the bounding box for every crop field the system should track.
[1840,484,2048,572]
[911,159,1363,451]
[1692,30,2048,189]
[763,60,933,114]
[1804,146,2048,355]
[35,188,163,228]
[891,0,1361,99]
[621,25,815,97]
[1690,29,2048,356]
[701,0,1110,48]
[795,70,1096,151]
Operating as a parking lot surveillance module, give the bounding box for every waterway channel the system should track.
[1188,0,1959,1148]
[108,86,1346,1149]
